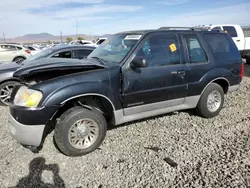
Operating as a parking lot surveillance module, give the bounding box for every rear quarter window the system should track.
[203,33,240,63]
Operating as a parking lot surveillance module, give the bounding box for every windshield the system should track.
[24,48,53,62]
[88,34,142,65]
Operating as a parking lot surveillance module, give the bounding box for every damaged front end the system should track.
[13,57,107,84]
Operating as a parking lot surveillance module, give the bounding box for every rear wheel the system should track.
[54,106,107,156]
[196,83,224,118]
[13,56,25,63]
[0,81,19,106]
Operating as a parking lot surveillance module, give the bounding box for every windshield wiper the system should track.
[90,57,107,66]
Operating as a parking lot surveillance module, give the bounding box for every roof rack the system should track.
[158,27,194,31]
[158,26,224,32]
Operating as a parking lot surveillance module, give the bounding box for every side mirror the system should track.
[130,56,148,69]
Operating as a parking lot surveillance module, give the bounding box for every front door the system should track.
[121,33,188,115]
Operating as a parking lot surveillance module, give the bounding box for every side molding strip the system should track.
[113,95,200,125]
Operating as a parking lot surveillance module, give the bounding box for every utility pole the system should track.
[60,31,62,43]
[3,32,6,43]
[76,18,78,39]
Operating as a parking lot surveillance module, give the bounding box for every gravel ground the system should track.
[0,63,250,188]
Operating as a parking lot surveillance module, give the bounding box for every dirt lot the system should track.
[0,63,250,188]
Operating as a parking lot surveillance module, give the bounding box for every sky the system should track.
[0,0,250,38]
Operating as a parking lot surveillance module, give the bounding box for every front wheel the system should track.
[0,81,19,106]
[54,106,107,156]
[196,83,224,118]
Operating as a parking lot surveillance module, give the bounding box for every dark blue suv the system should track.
[7,27,244,156]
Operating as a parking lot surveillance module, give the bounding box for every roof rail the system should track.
[158,27,194,31]
[158,26,224,33]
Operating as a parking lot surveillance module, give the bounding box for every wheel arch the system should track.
[12,56,26,62]
[50,93,115,124]
[200,77,230,97]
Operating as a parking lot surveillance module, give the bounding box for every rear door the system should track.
[181,33,213,96]
[121,33,188,115]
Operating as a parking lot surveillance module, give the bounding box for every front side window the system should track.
[134,34,181,67]
[52,51,72,58]
[0,45,17,51]
[222,26,238,37]
[88,34,141,65]
[184,35,207,63]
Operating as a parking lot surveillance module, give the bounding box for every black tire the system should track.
[13,56,25,63]
[196,83,224,118]
[54,106,107,156]
[0,81,19,106]
[246,56,250,64]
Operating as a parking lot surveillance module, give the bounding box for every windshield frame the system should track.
[87,33,145,67]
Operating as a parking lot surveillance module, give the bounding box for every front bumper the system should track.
[8,104,59,146]
[8,112,45,146]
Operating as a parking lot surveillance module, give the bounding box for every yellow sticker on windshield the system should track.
[169,43,177,52]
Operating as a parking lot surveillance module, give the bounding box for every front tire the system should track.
[196,83,224,118]
[54,106,107,156]
[0,81,19,106]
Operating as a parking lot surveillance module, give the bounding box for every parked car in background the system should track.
[0,45,95,106]
[196,24,250,64]
[7,27,243,156]
[0,44,31,63]
[84,38,107,47]
[24,45,42,55]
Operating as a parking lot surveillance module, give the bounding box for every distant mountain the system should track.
[1,32,103,44]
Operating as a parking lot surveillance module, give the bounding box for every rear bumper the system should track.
[228,84,240,93]
[8,112,45,146]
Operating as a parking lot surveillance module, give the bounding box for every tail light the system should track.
[240,63,244,80]
[25,50,31,54]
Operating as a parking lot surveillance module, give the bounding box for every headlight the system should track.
[14,86,43,107]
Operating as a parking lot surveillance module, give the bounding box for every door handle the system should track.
[177,70,186,75]
[236,40,240,42]
[171,70,186,75]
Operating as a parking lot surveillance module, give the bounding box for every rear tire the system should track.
[13,56,25,63]
[196,83,224,118]
[54,106,107,156]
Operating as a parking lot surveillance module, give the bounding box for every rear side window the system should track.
[184,35,207,63]
[74,49,92,59]
[222,26,238,37]
[203,33,240,63]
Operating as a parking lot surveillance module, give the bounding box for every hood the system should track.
[0,62,21,72]
[13,57,106,81]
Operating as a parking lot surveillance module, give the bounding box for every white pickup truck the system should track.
[208,24,250,64]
